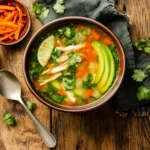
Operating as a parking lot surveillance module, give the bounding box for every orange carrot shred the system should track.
[0,21,18,28]
[86,89,93,98]
[14,22,22,40]
[103,37,113,45]
[0,5,15,11]
[0,32,15,42]
[16,6,23,22]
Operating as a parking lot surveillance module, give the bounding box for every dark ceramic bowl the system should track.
[0,0,31,45]
[23,17,125,112]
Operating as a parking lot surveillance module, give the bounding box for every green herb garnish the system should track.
[2,112,15,125]
[62,72,75,90]
[26,101,37,111]
[31,2,49,19]
[134,37,150,53]
[53,0,65,14]
[82,73,96,89]
[146,65,150,73]
[137,86,150,101]
[51,48,61,65]
[132,69,148,82]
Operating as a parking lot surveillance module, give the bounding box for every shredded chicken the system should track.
[39,72,61,85]
[55,43,86,52]
[57,52,69,63]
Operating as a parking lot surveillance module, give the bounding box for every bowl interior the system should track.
[0,0,31,45]
[24,17,125,112]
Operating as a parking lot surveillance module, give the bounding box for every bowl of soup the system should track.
[23,17,125,112]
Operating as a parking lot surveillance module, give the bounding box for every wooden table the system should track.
[0,0,150,150]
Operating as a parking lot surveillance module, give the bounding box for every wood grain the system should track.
[0,0,50,150]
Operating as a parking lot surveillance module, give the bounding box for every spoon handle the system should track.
[20,99,56,148]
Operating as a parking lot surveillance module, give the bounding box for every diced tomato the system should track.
[86,42,91,48]
[87,49,95,62]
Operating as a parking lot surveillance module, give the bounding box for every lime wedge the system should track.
[37,35,56,67]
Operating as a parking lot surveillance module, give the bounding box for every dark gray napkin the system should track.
[35,0,150,116]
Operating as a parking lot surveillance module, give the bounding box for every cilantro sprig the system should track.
[31,2,49,19]
[137,86,150,101]
[2,112,15,126]
[26,101,37,111]
[53,0,65,14]
[132,69,148,82]
[134,37,150,53]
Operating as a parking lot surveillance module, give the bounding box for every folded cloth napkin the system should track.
[35,0,150,116]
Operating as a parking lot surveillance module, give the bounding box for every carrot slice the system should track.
[86,89,93,98]
[0,21,17,28]
[103,37,113,45]
[14,22,22,40]
[0,5,15,11]
[91,30,100,40]
[13,13,18,24]
[0,32,15,42]
[58,89,65,96]
[16,6,23,22]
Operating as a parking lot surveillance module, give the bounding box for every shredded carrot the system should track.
[86,89,93,98]
[14,22,22,40]
[91,30,100,40]
[16,6,23,22]
[103,37,113,45]
[58,89,65,96]
[0,21,17,28]
[0,5,15,11]
[4,10,16,21]
[0,29,13,34]
[82,68,89,74]
[0,32,15,42]
[0,4,26,42]
[13,13,18,24]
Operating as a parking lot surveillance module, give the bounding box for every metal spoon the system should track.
[0,70,56,148]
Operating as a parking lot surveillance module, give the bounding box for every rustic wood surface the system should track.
[0,0,150,150]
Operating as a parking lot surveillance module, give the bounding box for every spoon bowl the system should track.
[0,70,56,148]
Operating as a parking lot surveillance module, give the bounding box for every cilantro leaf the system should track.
[134,39,146,51]
[137,86,150,101]
[62,72,75,89]
[31,2,49,19]
[26,101,37,111]
[68,53,81,66]
[51,48,61,65]
[82,73,96,89]
[132,69,148,82]
[29,50,43,80]
[53,0,65,14]
[144,47,150,53]
[2,112,15,125]
[146,65,150,73]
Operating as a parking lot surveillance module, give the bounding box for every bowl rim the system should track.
[23,16,126,112]
[0,0,31,46]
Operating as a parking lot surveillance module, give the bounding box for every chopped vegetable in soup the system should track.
[28,24,119,106]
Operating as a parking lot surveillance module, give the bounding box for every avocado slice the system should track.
[97,43,110,89]
[92,41,105,83]
[100,44,115,94]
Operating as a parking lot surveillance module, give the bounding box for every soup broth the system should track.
[29,24,119,106]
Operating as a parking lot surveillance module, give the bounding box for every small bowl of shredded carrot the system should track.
[0,0,31,45]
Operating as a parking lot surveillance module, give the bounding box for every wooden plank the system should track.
[0,0,50,150]
[52,0,150,150]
